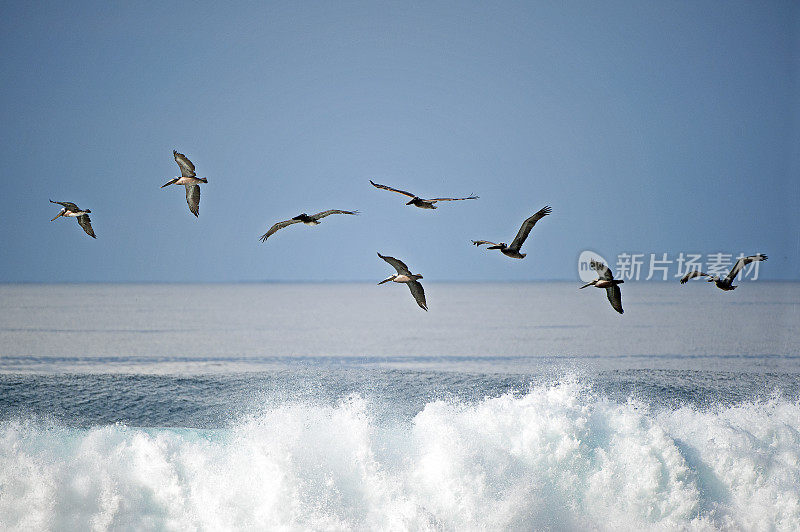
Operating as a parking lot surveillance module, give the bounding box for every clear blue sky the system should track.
[1,1,797,282]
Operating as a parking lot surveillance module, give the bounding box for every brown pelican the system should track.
[161,150,208,217]
[369,180,478,209]
[580,260,624,314]
[49,200,96,239]
[259,210,358,242]
[679,254,767,290]
[472,205,552,259]
[377,253,427,311]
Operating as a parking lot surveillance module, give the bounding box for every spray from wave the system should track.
[1,380,799,530]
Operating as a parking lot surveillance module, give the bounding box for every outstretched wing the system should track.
[591,260,614,281]
[509,205,552,251]
[471,240,500,247]
[407,280,428,311]
[185,185,200,217]
[76,214,96,238]
[50,200,80,211]
[724,254,767,283]
[428,194,479,203]
[174,150,196,178]
[605,285,623,314]
[370,180,416,198]
[259,218,303,242]
[310,209,359,220]
[377,252,412,276]
[679,271,710,284]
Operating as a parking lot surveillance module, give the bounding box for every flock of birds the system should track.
[49,150,768,313]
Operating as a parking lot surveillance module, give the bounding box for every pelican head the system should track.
[488,243,506,250]
[84,209,92,214]
[378,275,396,285]
[579,280,597,289]
[50,209,66,221]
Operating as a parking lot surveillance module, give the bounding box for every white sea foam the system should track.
[1,380,799,531]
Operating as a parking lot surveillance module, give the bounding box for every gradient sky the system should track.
[1,1,797,282]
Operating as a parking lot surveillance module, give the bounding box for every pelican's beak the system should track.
[50,210,64,221]
[579,281,594,289]
[378,276,394,285]
[161,178,178,188]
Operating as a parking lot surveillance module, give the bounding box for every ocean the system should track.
[1,282,798,530]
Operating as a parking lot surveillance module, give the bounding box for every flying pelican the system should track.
[377,253,427,311]
[369,180,478,209]
[679,254,767,290]
[472,205,552,259]
[579,259,624,314]
[161,150,208,217]
[259,210,359,242]
[49,200,96,239]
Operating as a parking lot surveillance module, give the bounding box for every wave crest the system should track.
[1,381,799,530]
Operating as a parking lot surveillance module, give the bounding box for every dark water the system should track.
[2,366,799,428]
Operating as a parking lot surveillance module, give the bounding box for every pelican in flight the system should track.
[580,260,624,314]
[377,253,427,311]
[679,254,767,290]
[472,205,552,259]
[369,180,478,209]
[259,210,358,242]
[49,200,96,239]
[161,150,208,217]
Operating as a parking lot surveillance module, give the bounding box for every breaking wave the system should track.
[1,380,799,530]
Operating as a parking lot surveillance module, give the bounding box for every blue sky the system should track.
[1,1,797,282]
